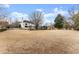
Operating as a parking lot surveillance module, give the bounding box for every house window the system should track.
[25,26,27,27]
[25,23,27,27]
[25,23,27,25]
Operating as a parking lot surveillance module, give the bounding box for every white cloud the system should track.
[4,4,10,8]
[53,7,69,16]
[44,13,54,17]
[53,8,58,12]
[36,9,44,12]
[10,12,28,22]
[11,12,28,17]
[44,13,54,24]
[44,7,69,24]
[0,4,10,8]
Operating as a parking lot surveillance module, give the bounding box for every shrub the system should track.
[0,28,7,32]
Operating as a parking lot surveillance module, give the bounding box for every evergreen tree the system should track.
[54,14,64,29]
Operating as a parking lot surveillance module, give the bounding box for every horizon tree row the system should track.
[0,5,79,30]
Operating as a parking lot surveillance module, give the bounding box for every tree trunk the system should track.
[35,25,39,30]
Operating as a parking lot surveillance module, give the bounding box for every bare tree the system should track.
[12,18,20,28]
[68,6,79,29]
[68,7,76,21]
[68,7,76,29]
[0,5,9,30]
[29,11,44,30]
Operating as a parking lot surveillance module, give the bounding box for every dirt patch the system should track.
[0,29,79,54]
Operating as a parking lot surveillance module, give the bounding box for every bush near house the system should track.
[0,28,7,32]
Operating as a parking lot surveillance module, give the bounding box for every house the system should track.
[20,20,35,30]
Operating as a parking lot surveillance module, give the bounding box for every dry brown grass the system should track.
[0,29,79,54]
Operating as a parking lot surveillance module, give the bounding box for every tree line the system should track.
[0,5,79,30]
[28,10,79,30]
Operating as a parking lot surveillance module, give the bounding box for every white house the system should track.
[20,20,35,30]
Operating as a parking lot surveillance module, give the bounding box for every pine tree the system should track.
[54,14,64,29]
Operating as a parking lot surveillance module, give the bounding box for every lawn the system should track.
[0,29,79,54]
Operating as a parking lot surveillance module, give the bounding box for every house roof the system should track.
[23,20,34,24]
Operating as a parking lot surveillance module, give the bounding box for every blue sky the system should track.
[1,4,79,24]
[7,4,79,14]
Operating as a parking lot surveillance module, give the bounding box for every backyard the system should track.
[0,29,79,53]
